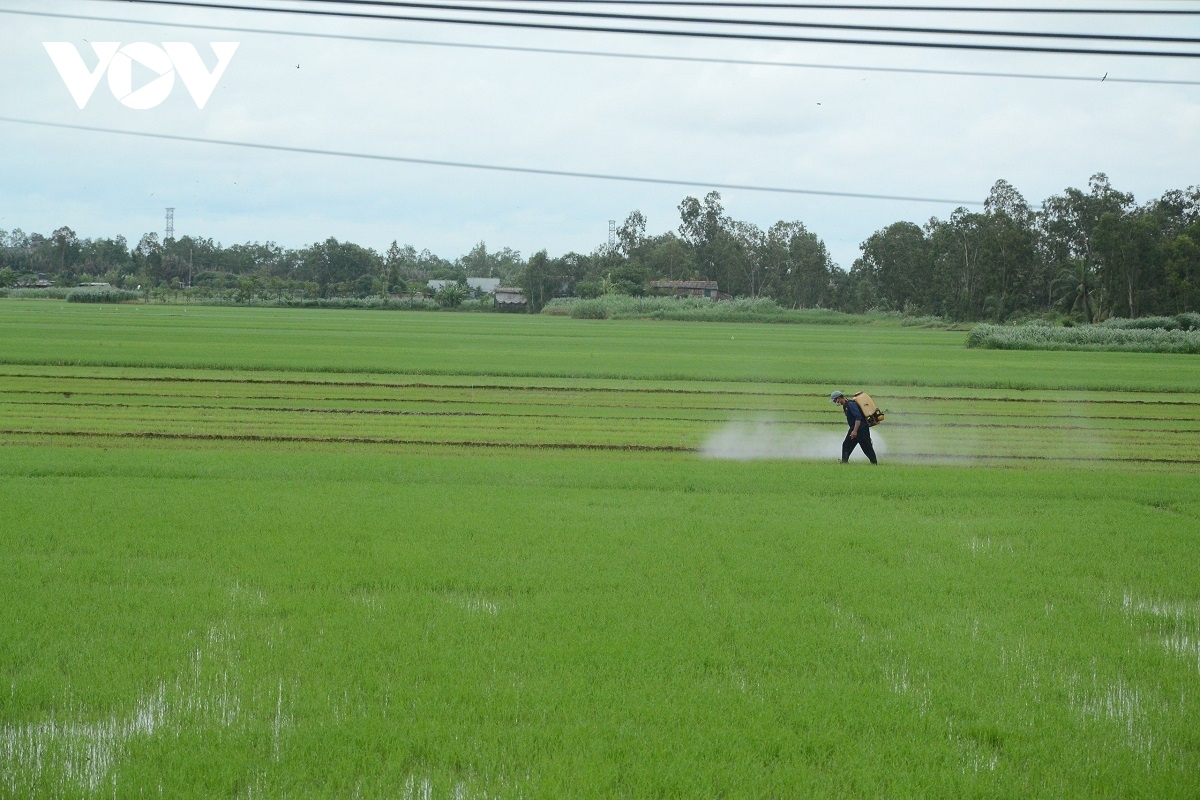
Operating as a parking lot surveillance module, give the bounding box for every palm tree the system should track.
[1053,258,1096,322]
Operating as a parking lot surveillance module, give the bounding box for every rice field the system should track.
[1,302,1199,798]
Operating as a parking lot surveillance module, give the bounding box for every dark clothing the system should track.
[841,400,878,464]
[843,400,867,428]
[842,428,877,464]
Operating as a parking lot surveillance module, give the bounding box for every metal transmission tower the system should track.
[608,219,616,250]
[165,208,175,242]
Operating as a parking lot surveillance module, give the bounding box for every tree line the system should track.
[2,174,1196,321]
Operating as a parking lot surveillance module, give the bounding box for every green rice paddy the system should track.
[1,302,1198,797]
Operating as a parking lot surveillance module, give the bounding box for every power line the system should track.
[273,0,1200,45]
[0,115,986,207]
[432,0,1200,12]
[74,0,1200,57]
[87,0,1200,47]
[11,8,1198,85]
[381,1,1200,12]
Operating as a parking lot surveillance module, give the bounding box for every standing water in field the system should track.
[700,421,887,462]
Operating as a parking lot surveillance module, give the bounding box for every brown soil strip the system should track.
[9,398,1200,435]
[3,371,1198,404]
[2,429,1198,464]
[4,389,1200,423]
[5,399,1199,434]
[0,429,690,452]
[892,453,1200,465]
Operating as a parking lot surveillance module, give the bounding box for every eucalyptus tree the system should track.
[1165,231,1200,314]
[640,233,694,281]
[296,238,383,297]
[1150,188,1200,314]
[616,211,647,260]
[763,220,836,309]
[977,180,1042,320]
[856,221,931,313]
[520,250,561,312]
[458,241,525,282]
[77,236,131,278]
[1039,173,1134,320]
[51,227,80,276]
[1094,207,1163,319]
[927,208,986,320]
[729,220,766,297]
[132,233,163,285]
[678,192,743,293]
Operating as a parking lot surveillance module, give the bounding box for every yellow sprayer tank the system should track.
[853,392,885,426]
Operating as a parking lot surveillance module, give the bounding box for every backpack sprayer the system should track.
[853,392,886,427]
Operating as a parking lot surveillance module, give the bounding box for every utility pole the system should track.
[165,207,175,242]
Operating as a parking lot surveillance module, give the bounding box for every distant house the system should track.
[493,287,527,312]
[428,278,501,296]
[649,280,731,301]
[78,282,113,289]
[467,278,500,295]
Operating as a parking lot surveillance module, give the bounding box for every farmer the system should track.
[831,391,878,464]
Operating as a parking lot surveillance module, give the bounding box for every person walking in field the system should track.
[831,391,878,464]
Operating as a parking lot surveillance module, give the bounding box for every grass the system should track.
[543,295,919,325]
[967,322,1200,354]
[65,288,141,304]
[4,302,1200,391]
[2,300,1199,797]
[3,447,1199,797]
[1,367,1197,464]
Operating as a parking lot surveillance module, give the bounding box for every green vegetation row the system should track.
[4,176,1198,323]
[0,289,955,326]
[6,303,1200,392]
[968,322,1200,354]
[3,366,1197,467]
[1100,312,1200,331]
[543,295,952,326]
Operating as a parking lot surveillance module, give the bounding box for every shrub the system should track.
[5,287,74,299]
[1178,312,1200,331]
[1100,316,1177,331]
[543,296,951,326]
[67,288,141,303]
[434,283,466,308]
[900,315,951,328]
[967,323,1200,354]
[1100,314,1200,332]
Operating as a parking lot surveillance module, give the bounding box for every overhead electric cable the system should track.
[70,0,1200,58]
[0,115,986,207]
[84,0,1200,47]
[405,1,1200,12]
[396,1,1200,12]
[10,8,1199,84]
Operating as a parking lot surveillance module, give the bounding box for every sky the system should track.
[1,0,1198,272]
